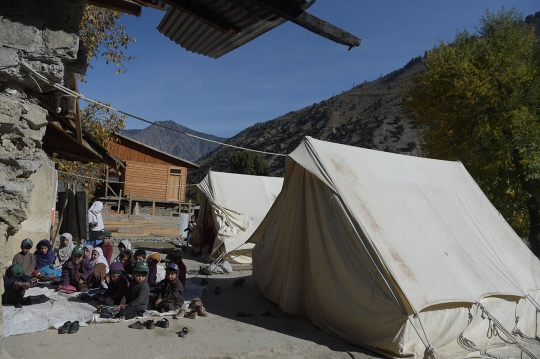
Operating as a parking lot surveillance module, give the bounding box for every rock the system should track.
[21,103,47,129]
[43,28,79,60]
[0,19,40,52]
[0,96,21,132]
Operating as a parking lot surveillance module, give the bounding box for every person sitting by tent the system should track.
[12,238,36,277]
[2,264,31,308]
[184,215,197,243]
[114,260,150,320]
[83,245,93,261]
[161,253,186,286]
[55,233,74,267]
[34,239,62,278]
[58,246,95,292]
[87,201,104,247]
[99,262,129,306]
[147,252,160,289]
[90,247,109,288]
[133,249,146,262]
[154,263,184,313]
[97,230,113,264]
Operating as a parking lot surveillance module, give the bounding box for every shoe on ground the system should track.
[128,321,146,329]
[145,319,156,329]
[185,310,198,319]
[214,286,221,294]
[178,326,189,338]
[68,321,79,334]
[233,278,246,286]
[14,302,22,309]
[156,318,169,328]
[58,321,71,334]
[189,298,202,309]
[196,305,208,317]
[173,309,185,319]
[200,278,209,285]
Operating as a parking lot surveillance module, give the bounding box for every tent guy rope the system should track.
[19,61,287,158]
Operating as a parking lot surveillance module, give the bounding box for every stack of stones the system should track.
[0,0,88,331]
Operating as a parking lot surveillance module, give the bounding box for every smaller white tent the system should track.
[191,171,283,264]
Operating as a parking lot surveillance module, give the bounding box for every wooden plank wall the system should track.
[124,161,169,200]
[110,140,173,166]
[123,161,188,201]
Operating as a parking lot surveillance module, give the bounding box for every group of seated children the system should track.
[4,236,191,321]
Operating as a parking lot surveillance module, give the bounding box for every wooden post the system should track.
[52,189,70,246]
[152,192,156,216]
[117,189,123,214]
[128,190,132,216]
[104,169,109,197]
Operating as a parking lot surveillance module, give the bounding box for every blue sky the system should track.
[79,1,538,138]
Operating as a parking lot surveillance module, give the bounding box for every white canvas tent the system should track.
[191,171,283,264]
[249,137,540,358]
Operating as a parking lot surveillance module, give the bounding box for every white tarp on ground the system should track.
[3,287,95,337]
[192,171,283,264]
[249,137,540,358]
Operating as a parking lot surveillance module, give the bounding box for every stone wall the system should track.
[0,0,87,338]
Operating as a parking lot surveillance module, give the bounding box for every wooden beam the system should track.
[87,0,142,16]
[244,0,361,48]
[69,75,83,142]
[164,0,240,34]
[131,0,165,10]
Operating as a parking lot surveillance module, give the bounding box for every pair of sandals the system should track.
[58,321,79,334]
[177,327,189,338]
[128,318,169,329]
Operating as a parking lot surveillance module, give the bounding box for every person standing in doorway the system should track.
[87,201,104,247]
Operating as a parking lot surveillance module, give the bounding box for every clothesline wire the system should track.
[58,170,198,187]
[19,62,287,158]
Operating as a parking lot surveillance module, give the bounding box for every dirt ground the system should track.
[1,242,381,359]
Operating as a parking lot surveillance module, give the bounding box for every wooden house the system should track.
[107,133,199,203]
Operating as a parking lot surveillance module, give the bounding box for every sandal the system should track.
[58,321,71,334]
[236,311,252,317]
[261,311,277,318]
[173,309,185,319]
[128,321,146,330]
[214,286,221,294]
[145,319,156,329]
[178,326,189,338]
[156,318,169,328]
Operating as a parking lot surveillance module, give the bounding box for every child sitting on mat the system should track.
[114,260,150,319]
[99,262,129,306]
[34,239,61,278]
[154,263,184,313]
[58,246,95,292]
[2,264,31,308]
[12,238,36,276]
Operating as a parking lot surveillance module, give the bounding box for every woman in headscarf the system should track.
[55,233,74,267]
[90,247,109,288]
[34,239,62,278]
[87,201,105,247]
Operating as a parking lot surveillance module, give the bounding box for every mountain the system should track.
[121,121,228,163]
[190,56,425,183]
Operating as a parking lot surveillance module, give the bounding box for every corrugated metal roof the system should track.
[157,0,312,59]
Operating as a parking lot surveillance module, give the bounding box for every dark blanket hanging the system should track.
[57,191,88,244]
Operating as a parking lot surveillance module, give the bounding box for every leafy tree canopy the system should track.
[79,5,136,79]
[229,150,271,176]
[404,7,540,253]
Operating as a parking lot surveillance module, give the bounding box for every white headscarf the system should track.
[88,201,104,232]
[57,233,74,265]
[119,239,132,251]
[91,247,109,273]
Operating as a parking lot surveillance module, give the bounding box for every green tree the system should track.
[404,8,540,253]
[79,5,136,78]
[229,150,270,176]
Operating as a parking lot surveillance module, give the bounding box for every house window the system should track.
[169,168,182,175]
